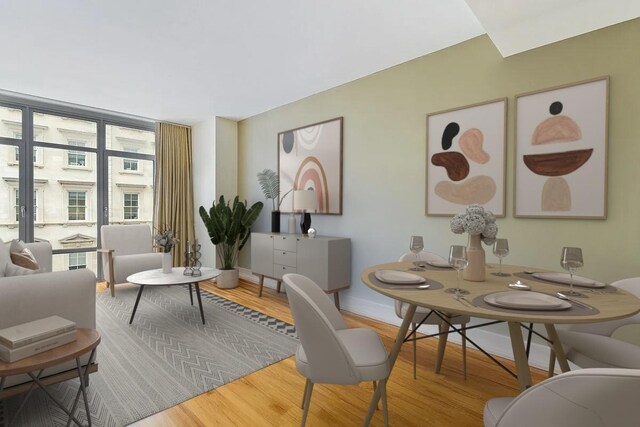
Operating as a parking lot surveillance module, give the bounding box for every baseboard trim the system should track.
[238,267,561,373]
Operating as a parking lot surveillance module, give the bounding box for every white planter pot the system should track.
[216,269,239,289]
[162,252,173,274]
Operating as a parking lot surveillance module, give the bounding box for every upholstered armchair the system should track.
[98,224,163,297]
[484,368,640,427]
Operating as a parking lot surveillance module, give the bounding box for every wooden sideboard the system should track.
[250,232,351,308]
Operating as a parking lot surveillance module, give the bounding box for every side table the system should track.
[0,328,100,426]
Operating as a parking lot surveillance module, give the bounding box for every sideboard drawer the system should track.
[273,264,296,279]
[274,250,296,267]
[273,235,297,252]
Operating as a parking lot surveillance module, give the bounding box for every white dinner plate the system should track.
[532,272,606,288]
[374,270,426,284]
[425,256,451,268]
[484,291,571,311]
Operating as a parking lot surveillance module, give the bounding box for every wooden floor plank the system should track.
[105,279,546,426]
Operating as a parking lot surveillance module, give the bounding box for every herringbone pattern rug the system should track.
[1,284,298,427]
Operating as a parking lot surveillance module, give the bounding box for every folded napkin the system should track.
[532,272,605,288]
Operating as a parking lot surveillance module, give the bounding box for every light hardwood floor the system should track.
[106,280,547,426]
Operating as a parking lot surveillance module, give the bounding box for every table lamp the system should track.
[293,190,317,235]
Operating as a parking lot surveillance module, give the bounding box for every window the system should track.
[67,140,86,166]
[13,190,37,222]
[123,158,138,171]
[14,147,39,163]
[124,193,139,220]
[68,191,86,220]
[68,252,87,270]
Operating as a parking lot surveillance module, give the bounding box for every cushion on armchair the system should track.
[0,238,10,277]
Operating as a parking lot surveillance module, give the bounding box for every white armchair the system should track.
[484,368,640,427]
[98,224,163,297]
[551,277,640,370]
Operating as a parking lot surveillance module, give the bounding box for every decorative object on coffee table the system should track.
[154,227,179,274]
[199,195,263,289]
[450,204,498,282]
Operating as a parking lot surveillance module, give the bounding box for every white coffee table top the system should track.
[127,267,220,286]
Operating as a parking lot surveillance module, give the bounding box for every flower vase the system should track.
[464,233,485,282]
[162,251,173,273]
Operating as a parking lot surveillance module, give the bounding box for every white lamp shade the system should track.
[293,190,317,212]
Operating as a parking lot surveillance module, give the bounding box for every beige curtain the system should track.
[154,122,195,265]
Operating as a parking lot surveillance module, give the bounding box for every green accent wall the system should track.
[238,19,640,319]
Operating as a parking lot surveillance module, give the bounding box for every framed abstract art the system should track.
[426,98,507,217]
[278,117,343,215]
[514,77,608,219]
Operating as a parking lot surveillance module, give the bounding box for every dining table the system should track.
[360,261,640,425]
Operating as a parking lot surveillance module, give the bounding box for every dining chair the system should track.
[282,273,391,427]
[483,368,640,427]
[396,251,471,379]
[550,277,640,371]
[98,224,163,297]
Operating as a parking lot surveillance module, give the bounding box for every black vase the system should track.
[271,211,281,233]
[300,212,311,235]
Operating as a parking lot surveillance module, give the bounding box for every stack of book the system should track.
[0,316,77,363]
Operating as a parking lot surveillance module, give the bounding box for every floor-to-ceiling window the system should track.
[0,95,155,274]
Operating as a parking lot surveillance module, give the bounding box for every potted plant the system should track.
[199,195,263,288]
[450,204,498,282]
[257,169,292,233]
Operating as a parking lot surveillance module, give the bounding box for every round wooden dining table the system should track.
[359,261,640,425]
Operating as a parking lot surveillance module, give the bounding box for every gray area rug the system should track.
[1,284,298,426]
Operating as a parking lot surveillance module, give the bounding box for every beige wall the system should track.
[237,20,640,351]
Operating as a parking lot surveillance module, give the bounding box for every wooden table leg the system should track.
[258,275,264,297]
[362,304,416,426]
[507,321,533,391]
[544,324,570,373]
[434,321,449,374]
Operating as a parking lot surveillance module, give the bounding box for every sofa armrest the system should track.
[0,269,96,330]
[24,242,52,273]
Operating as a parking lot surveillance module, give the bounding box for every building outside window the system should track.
[67,140,86,166]
[123,158,138,171]
[68,191,86,220]
[68,252,87,270]
[123,193,139,220]
[14,190,37,222]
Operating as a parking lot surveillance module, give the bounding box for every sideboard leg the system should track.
[258,274,264,297]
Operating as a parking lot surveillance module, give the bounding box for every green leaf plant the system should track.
[199,195,263,270]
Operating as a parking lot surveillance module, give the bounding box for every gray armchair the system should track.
[484,368,640,427]
[283,273,391,427]
[98,224,163,297]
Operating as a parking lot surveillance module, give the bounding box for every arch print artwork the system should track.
[426,98,507,217]
[515,77,608,219]
[278,117,343,214]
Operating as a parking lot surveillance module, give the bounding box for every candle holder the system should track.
[191,241,202,277]
[183,240,194,276]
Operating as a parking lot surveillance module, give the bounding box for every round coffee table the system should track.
[126,267,221,325]
[0,328,100,426]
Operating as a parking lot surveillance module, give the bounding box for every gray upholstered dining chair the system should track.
[395,251,471,378]
[550,277,640,371]
[484,368,640,427]
[98,224,163,297]
[283,273,391,427]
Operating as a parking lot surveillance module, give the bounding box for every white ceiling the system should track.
[0,1,637,124]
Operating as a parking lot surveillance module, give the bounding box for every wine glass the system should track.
[491,238,510,277]
[560,247,584,297]
[408,236,425,271]
[446,245,469,295]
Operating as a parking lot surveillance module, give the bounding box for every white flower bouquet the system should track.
[450,204,498,245]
